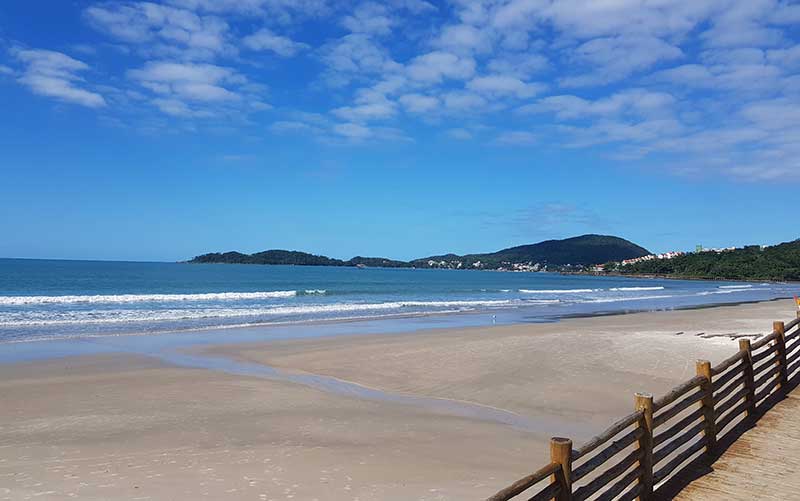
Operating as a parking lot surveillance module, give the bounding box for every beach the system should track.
[0,299,795,500]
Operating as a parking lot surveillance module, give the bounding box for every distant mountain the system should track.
[187,234,650,271]
[411,235,651,269]
[616,239,800,281]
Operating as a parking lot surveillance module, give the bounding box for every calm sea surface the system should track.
[0,258,796,343]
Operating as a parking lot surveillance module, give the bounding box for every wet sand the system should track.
[0,299,794,500]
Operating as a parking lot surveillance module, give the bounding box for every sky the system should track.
[1,0,799,262]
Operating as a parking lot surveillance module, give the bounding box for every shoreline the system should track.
[0,291,793,354]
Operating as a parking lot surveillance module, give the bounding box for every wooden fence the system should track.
[486,312,800,501]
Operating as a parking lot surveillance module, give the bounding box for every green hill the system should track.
[346,256,412,268]
[488,234,650,266]
[412,235,650,269]
[617,239,800,281]
[191,250,345,266]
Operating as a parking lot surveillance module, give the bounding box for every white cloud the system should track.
[767,45,800,69]
[398,93,438,113]
[341,2,395,35]
[523,90,676,120]
[320,34,400,86]
[242,29,309,57]
[127,61,266,117]
[443,91,488,111]
[331,86,397,121]
[165,0,330,19]
[406,51,476,83]
[649,64,715,86]
[151,97,214,117]
[467,74,544,98]
[390,0,435,14]
[268,110,410,143]
[12,48,106,108]
[486,53,548,79]
[561,35,683,87]
[561,119,686,148]
[270,120,324,135]
[333,122,371,139]
[128,61,245,89]
[701,0,783,48]
[85,2,233,60]
[332,101,396,121]
[649,61,784,92]
[435,24,492,53]
[11,0,799,181]
[740,98,800,131]
[492,0,718,39]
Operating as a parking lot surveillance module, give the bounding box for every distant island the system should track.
[188,234,651,272]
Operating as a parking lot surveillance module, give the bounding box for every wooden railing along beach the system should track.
[486,312,800,501]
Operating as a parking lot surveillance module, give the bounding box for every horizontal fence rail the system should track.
[485,312,800,501]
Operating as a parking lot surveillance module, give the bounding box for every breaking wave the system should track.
[609,286,665,291]
[0,299,516,327]
[0,291,298,306]
[581,295,675,304]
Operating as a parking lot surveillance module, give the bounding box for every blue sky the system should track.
[1,0,799,262]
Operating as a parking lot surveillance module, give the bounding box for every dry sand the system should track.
[0,299,795,500]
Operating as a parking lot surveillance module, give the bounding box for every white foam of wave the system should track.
[519,289,596,294]
[697,288,767,296]
[718,285,753,289]
[0,299,516,326]
[609,286,665,291]
[0,310,475,344]
[0,291,298,306]
[579,295,674,304]
[303,289,327,295]
[499,289,511,292]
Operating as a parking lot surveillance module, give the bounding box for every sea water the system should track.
[0,258,796,343]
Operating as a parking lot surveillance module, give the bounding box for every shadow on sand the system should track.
[654,377,800,499]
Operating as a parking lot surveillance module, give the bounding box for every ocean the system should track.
[0,258,796,343]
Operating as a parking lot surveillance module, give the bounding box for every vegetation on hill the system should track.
[346,256,412,268]
[188,234,650,271]
[191,250,345,266]
[616,240,800,281]
[411,235,650,269]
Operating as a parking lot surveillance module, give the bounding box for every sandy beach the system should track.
[0,299,795,500]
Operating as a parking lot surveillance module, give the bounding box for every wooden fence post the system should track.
[774,321,788,390]
[634,392,654,500]
[550,437,573,501]
[739,339,756,418]
[696,360,716,452]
